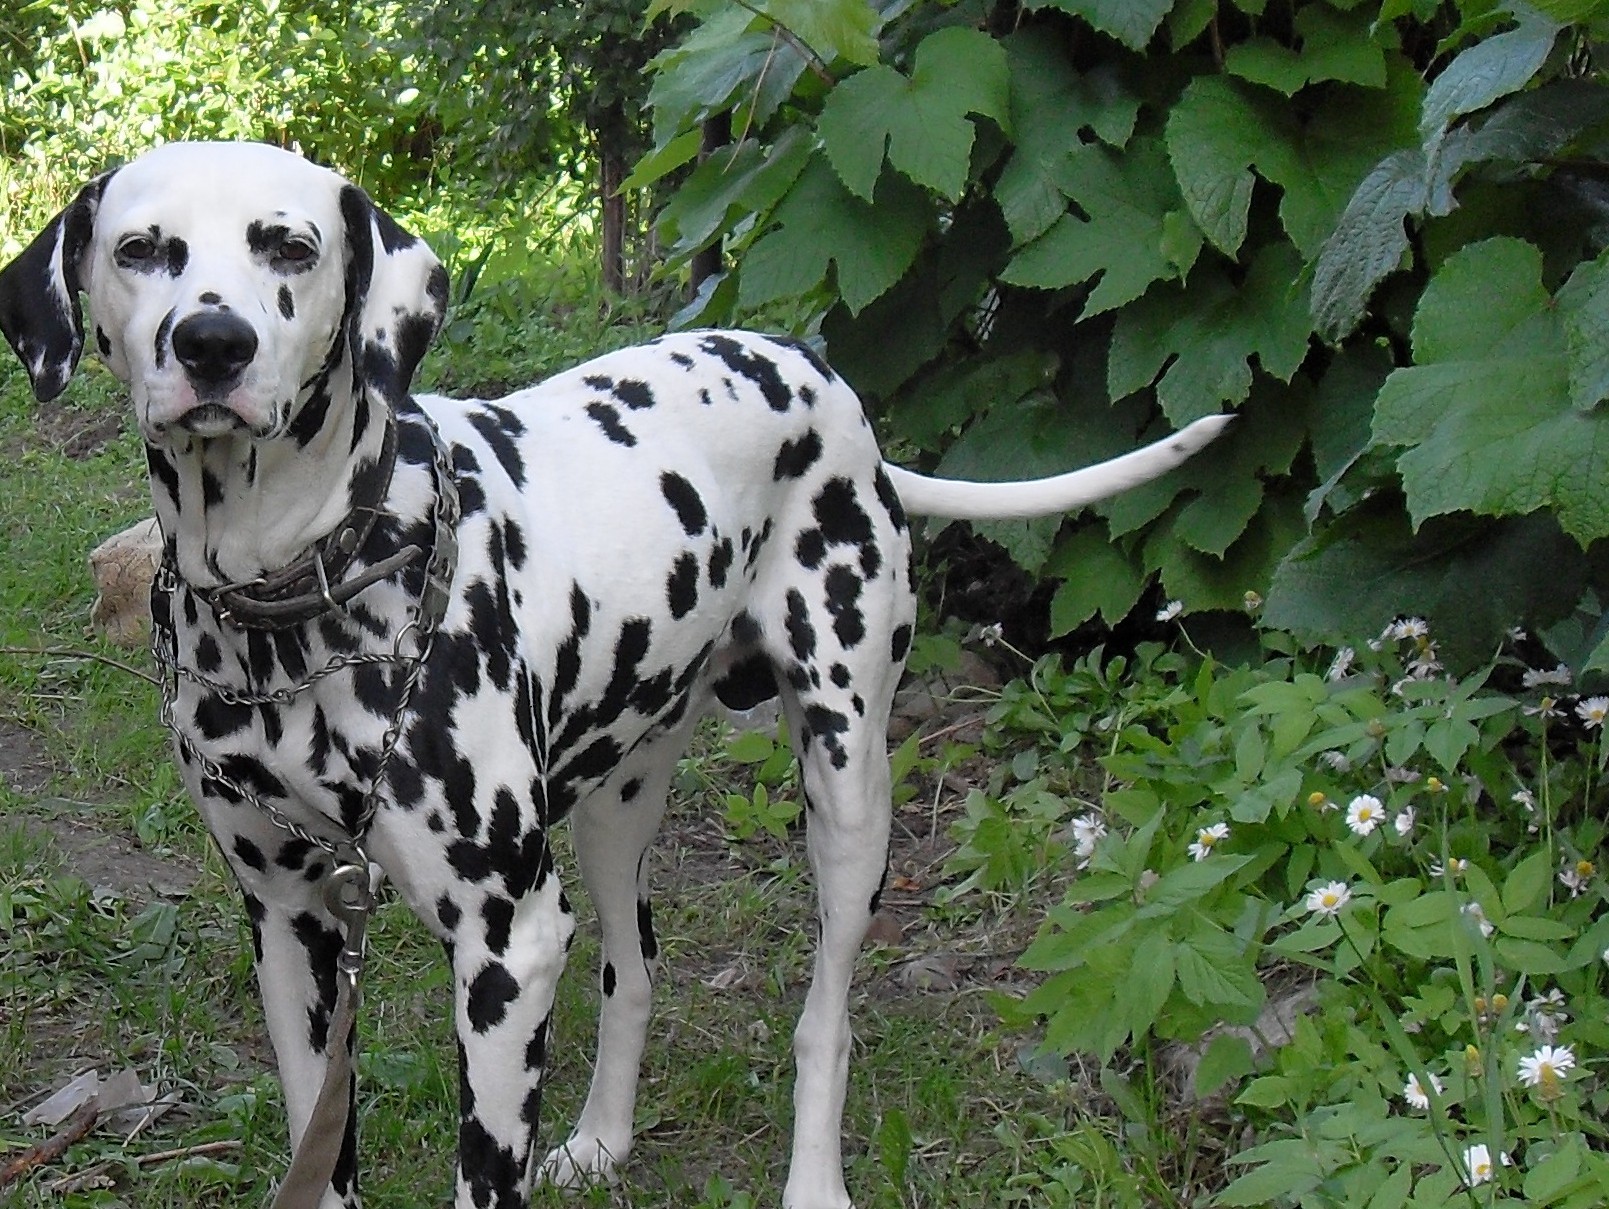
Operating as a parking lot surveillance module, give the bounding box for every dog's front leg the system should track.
[444,868,576,1209]
[234,862,363,1209]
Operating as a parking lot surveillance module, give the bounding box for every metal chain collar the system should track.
[150,409,461,869]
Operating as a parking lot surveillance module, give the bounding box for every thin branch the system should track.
[0,1103,100,1190]
[0,645,161,688]
[46,1139,244,1194]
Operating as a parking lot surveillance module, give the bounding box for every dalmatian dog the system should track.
[0,142,1227,1208]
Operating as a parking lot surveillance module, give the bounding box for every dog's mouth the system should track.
[175,402,251,438]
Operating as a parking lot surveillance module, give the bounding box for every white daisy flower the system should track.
[1345,794,1386,836]
[1156,599,1183,623]
[1389,617,1430,641]
[1462,1143,1508,1186]
[1394,806,1416,837]
[1576,696,1609,729]
[1403,1071,1442,1110]
[1069,813,1106,869]
[1305,881,1351,917]
[1522,663,1572,688]
[1327,646,1355,681]
[1431,857,1468,879]
[1517,1043,1575,1088]
[1461,901,1494,938]
[1187,822,1230,861]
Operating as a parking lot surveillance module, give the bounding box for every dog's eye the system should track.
[276,237,317,266]
[116,236,159,265]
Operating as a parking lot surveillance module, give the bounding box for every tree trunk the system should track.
[690,111,732,291]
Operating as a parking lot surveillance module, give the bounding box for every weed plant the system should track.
[944,616,1609,1206]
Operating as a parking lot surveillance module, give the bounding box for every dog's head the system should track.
[0,142,447,444]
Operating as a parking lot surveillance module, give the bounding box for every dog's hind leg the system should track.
[538,736,687,1188]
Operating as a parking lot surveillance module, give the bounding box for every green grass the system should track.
[0,274,1121,1206]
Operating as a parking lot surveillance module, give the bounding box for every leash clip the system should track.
[323,862,375,983]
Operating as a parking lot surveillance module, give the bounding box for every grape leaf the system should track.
[767,0,881,68]
[1372,238,1609,543]
[1419,9,1560,145]
[1047,523,1146,634]
[1024,0,1176,52]
[739,156,929,314]
[1000,138,1201,315]
[1224,5,1386,95]
[1109,242,1312,425]
[1265,499,1586,666]
[817,26,1009,202]
[655,131,812,257]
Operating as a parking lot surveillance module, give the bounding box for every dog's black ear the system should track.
[0,171,115,402]
[340,185,448,410]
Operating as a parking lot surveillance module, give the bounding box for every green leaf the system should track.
[995,33,1140,244]
[739,156,929,314]
[1494,936,1568,974]
[767,0,881,68]
[655,131,813,256]
[1193,1033,1255,1098]
[1224,6,1386,95]
[1001,138,1201,315]
[1047,524,1146,633]
[1264,500,1586,667]
[1559,250,1609,412]
[1165,77,1295,255]
[1110,243,1312,424]
[1419,10,1560,144]
[1025,0,1176,52]
[1502,850,1553,915]
[1309,147,1428,341]
[817,26,1008,201]
[1373,238,1609,544]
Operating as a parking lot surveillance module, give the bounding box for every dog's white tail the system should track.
[884,414,1232,521]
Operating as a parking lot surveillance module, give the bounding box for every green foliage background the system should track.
[639,0,1609,674]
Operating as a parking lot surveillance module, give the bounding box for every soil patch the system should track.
[36,396,127,460]
[0,717,56,797]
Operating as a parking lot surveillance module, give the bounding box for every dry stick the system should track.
[0,644,161,687]
[0,1101,100,1191]
[47,1139,244,1194]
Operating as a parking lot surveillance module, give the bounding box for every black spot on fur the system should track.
[437,894,462,932]
[602,961,617,996]
[638,898,659,962]
[785,589,816,661]
[824,564,866,648]
[585,401,636,446]
[773,429,823,480]
[666,551,700,619]
[278,284,295,319]
[698,334,793,411]
[660,472,707,535]
[232,835,266,872]
[466,961,521,1032]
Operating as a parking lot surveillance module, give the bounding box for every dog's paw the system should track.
[535,1137,623,1191]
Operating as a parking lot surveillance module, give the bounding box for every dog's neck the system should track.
[147,366,391,589]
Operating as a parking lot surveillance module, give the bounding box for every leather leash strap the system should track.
[270,865,373,1208]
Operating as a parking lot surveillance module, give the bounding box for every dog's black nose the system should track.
[172,311,258,383]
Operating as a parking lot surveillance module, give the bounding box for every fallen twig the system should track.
[0,643,160,687]
[46,1138,243,1194]
[0,1101,99,1190]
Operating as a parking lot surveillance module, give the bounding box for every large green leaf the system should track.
[817,26,1009,202]
[1165,77,1276,256]
[1109,243,1312,425]
[738,156,930,314]
[1224,5,1386,95]
[655,131,813,257]
[1000,138,1201,316]
[1418,8,1560,145]
[1024,0,1176,52]
[1046,523,1146,634]
[994,30,1140,244]
[1264,497,1586,665]
[766,0,882,68]
[1372,238,1609,543]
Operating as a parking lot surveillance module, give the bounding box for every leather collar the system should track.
[200,412,422,630]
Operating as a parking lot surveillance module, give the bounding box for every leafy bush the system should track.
[635,0,1609,670]
[959,618,1609,1205]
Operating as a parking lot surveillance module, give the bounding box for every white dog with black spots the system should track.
[0,142,1228,1209]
